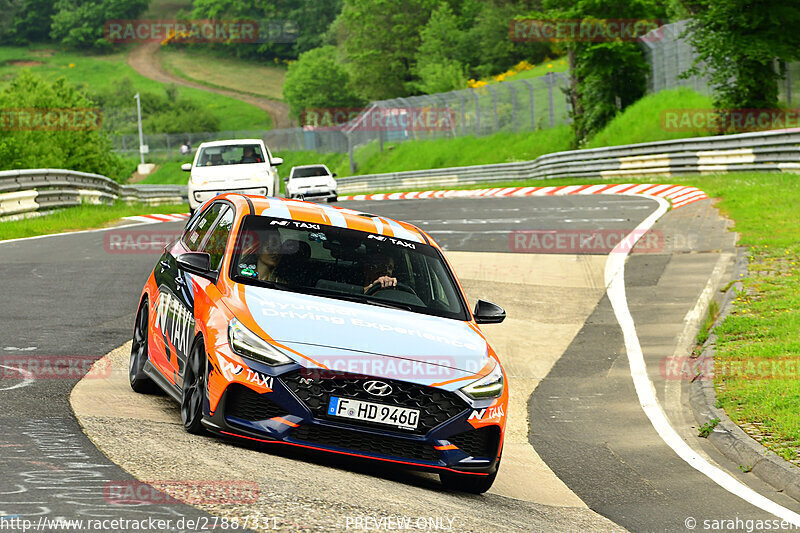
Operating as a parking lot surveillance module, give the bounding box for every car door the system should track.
[151,202,228,386]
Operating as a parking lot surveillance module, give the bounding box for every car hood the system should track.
[289,176,333,187]
[242,286,488,384]
[191,163,269,184]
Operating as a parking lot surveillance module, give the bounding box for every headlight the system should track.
[228,318,292,366]
[461,361,504,400]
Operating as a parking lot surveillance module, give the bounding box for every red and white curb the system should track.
[123,213,190,224]
[341,183,708,209]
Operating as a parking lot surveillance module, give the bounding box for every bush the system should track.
[0,71,130,182]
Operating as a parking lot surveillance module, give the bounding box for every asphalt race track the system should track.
[3,195,800,532]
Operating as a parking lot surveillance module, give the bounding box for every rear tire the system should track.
[181,339,208,435]
[129,299,158,394]
[328,195,338,203]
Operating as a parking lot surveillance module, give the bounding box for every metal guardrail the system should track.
[3,129,798,217]
[336,129,800,194]
[0,169,187,217]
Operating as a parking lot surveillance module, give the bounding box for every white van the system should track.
[184,139,283,214]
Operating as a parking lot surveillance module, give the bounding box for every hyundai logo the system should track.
[363,380,392,397]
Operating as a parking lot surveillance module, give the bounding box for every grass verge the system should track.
[0,202,189,241]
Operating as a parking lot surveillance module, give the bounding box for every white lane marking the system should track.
[3,347,36,352]
[0,364,35,391]
[605,195,800,525]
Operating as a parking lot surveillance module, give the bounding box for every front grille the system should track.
[281,370,469,434]
[448,427,500,458]
[225,384,286,421]
[291,424,439,462]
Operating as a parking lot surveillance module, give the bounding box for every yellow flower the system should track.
[68,63,75,68]
[547,63,553,68]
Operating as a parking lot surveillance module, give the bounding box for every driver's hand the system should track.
[371,276,397,289]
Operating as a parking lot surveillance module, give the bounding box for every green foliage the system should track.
[698,418,720,438]
[191,0,343,60]
[282,46,364,120]
[50,0,149,50]
[0,0,57,44]
[540,0,668,145]
[411,4,466,93]
[89,77,220,134]
[681,0,800,111]
[333,0,437,100]
[0,70,130,181]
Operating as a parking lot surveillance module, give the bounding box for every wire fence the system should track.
[110,72,572,164]
[640,20,798,106]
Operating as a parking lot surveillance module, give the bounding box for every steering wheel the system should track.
[365,281,417,297]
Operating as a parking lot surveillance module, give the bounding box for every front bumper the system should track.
[189,186,269,208]
[288,188,337,201]
[203,365,502,476]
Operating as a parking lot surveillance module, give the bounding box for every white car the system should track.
[285,164,338,202]
[183,139,283,214]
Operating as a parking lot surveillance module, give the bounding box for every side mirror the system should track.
[181,163,192,171]
[332,173,337,177]
[271,157,283,166]
[283,177,289,183]
[176,252,212,276]
[473,299,506,324]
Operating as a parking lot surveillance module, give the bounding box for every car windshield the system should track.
[230,215,469,320]
[196,144,265,167]
[292,166,329,178]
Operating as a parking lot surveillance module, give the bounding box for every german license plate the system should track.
[328,396,420,430]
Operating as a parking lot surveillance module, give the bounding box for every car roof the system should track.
[219,194,430,244]
[291,164,329,169]
[198,139,263,148]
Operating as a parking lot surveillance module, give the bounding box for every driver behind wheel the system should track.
[363,254,396,293]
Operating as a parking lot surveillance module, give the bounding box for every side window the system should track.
[183,203,225,251]
[200,207,234,271]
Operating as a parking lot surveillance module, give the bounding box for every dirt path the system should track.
[128,42,293,129]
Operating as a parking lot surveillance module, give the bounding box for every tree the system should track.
[282,46,364,119]
[681,0,800,112]
[541,0,667,145]
[333,0,437,100]
[0,71,129,181]
[50,0,149,50]
[0,0,57,44]
[411,4,467,93]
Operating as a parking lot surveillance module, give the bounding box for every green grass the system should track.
[585,87,714,148]
[0,46,271,131]
[160,47,286,100]
[140,159,191,185]
[0,202,189,241]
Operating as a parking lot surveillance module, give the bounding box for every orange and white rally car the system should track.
[130,194,507,493]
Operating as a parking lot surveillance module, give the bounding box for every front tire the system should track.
[181,339,208,435]
[327,195,338,203]
[440,464,499,494]
[130,299,158,394]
